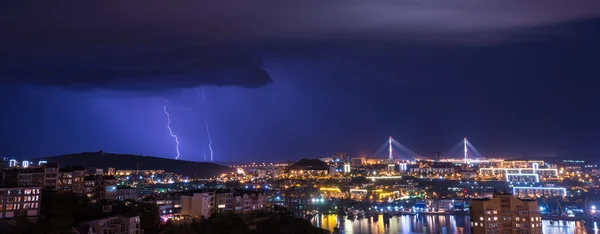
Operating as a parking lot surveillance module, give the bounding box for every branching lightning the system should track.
[169,88,214,161]
[203,141,207,161]
[163,105,181,160]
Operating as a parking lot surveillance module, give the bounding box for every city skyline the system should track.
[1,1,600,162]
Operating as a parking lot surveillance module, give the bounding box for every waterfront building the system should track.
[471,192,542,234]
[181,190,267,218]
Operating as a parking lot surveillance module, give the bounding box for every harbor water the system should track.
[312,214,597,234]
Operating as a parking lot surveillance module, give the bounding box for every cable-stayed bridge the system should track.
[369,136,419,161]
[369,136,483,165]
[441,137,483,165]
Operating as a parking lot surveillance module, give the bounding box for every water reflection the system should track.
[312,214,598,234]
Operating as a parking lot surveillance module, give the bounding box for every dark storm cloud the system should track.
[2,0,600,45]
[1,0,599,91]
[0,47,272,91]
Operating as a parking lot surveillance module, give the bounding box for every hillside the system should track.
[34,151,232,178]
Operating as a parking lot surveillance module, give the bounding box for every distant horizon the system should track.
[5,149,594,165]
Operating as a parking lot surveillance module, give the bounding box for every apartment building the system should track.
[81,214,141,234]
[181,192,214,219]
[116,186,137,201]
[0,186,42,220]
[233,192,267,214]
[84,175,118,201]
[43,163,60,190]
[155,193,182,215]
[215,192,234,213]
[58,166,86,194]
[471,192,542,234]
[1,168,45,187]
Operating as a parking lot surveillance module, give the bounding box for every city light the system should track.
[506,173,540,183]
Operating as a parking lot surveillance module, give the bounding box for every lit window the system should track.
[531,224,534,228]
[493,210,497,214]
[516,217,520,221]
[516,224,519,227]
[471,222,474,227]
[480,217,483,221]
[475,223,478,226]
[531,217,534,222]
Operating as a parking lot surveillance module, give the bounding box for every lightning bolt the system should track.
[178,88,213,161]
[203,141,207,161]
[204,113,214,161]
[163,104,181,160]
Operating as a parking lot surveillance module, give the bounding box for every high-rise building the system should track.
[471,192,542,234]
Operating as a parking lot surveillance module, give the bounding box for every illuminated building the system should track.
[107,167,115,175]
[512,186,567,198]
[115,186,137,200]
[387,164,395,174]
[155,194,182,215]
[410,163,455,174]
[343,164,351,173]
[1,168,45,187]
[331,152,348,162]
[58,166,86,194]
[43,163,59,190]
[84,175,118,201]
[471,192,542,234]
[214,192,234,213]
[501,160,545,168]
[182,191,267,218]
[234,192,267,214]
[0,186,42,220]
[351,158,365,167]
[9,159,17,168]
[115,169,165,176]
[399,163,407,172]
[425,199,465,212]
[79,214,141,234]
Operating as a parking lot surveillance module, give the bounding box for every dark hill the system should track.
[34,151,232,178]
[288,158,329,170]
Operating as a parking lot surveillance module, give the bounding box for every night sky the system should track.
[1,0,600,162]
